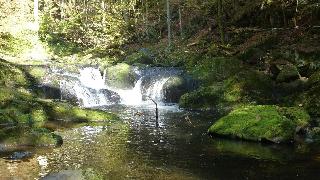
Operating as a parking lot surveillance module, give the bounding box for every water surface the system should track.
[1,105,320,179]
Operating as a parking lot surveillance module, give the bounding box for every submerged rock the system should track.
[208,105,310,143]
[1,128,63,147]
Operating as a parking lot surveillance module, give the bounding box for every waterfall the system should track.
[110,78,144,105]
[146,77,170,102]
[54,66,187,108]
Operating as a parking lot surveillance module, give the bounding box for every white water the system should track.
[59,67,175,108]
[111,78,144,105]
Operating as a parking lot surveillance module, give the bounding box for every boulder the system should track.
[1,128,63,147]
[105,63,137,89]
[208,105,310,143]
[163,76,196,103]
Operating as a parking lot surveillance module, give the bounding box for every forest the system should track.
[0,0,320,179]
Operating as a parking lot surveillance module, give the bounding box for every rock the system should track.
[163,76,196,103]
[104,63,137,89]
[208,105,310,143]
[38,85,61,99]
[179,85,222,110]
[276,64,300,83]
[276,78,307,94]
[2,128,63,147]
[307,127,320,140]
[99,89,121,103]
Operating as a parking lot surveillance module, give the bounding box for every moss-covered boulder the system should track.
[179,85,223,110]
[208,105,310,143]
[104,63,137,89]
[276,64,300,83]
[163,76,196,103]
[45,101,118,122]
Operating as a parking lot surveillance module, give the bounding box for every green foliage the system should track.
[180,69,275,110]
[208,105,310,143]
[39,0,138,57]
[191,57,242,82]
[0,32,32,56]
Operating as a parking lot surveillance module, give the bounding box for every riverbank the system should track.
[0,58,118,147]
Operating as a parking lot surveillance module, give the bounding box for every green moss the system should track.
[0,60,29,87]
[179,85,223,110]
[105,63,136,89]
[208,105,310,143]
[45,102,118,122]
[180,69,274,110]
[27,66,47,81]
[277,107,311,130]
[3,128,62,147]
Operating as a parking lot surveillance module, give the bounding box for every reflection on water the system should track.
[1,105,320,179]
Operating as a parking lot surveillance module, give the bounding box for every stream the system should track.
[1,66,320,179]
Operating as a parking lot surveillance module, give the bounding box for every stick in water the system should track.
[147,96,159,127]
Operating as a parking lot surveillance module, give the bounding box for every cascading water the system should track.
[59,67,116,107]
[146,77,170,102]
[54,66,188,108]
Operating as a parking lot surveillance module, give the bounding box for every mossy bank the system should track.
[0,58,118,147]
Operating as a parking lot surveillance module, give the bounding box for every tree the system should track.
[166,0,172,48]
[217,0,224,44]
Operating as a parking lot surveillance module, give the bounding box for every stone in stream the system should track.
[162,75,197,103]
[208,105,310,143]
[104,63,137,89]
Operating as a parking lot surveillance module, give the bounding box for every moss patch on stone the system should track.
[44,101,118,122]
[105,63,136,89]
[1,127,62,147]
[208,105,310,143]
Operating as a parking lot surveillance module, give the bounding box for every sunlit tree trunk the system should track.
[61,0,65,19]
[166,0,171,48]
[179,6,183,38]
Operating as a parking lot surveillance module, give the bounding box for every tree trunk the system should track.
[166,0,172,48]
[217,0,224,44]
[179,6,183,38]
[34,0,39,31]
